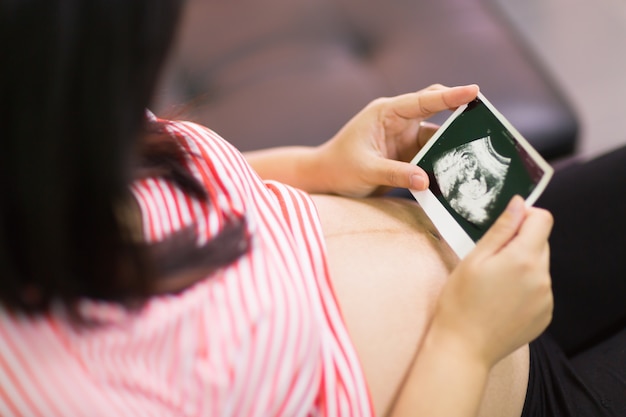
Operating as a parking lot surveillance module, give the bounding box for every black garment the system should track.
[521,330,626,417]
[537,146,626,355]
[522,145,626,416]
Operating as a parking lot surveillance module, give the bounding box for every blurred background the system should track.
[494,0,626,161]
[154,0,626,164]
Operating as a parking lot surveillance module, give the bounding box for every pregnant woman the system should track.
[1,1,624,416]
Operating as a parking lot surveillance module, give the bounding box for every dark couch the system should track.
[155,0,578,160]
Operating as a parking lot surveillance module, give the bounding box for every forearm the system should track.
[389,323,491,417]
[243,146,331,193]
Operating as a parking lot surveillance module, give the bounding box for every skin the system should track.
[312,194,533,417]
[245,84,554,417]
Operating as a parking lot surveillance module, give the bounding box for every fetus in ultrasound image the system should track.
[433,136,510,226]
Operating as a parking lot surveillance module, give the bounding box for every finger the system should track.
[369,158,430,190]
[508,208,554,254]
[541,241,551,268]
[395,121,440,162]
[416,121,440,148]
[392,84,479,120]
[473,195,526,256]
[422,83,449,91]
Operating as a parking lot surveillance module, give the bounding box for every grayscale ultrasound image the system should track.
[432,136,511,226]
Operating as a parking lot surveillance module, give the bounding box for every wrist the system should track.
[426,316,495,371]
[391,318,492,417]
[304,142,335,194]
[245,146,333,193]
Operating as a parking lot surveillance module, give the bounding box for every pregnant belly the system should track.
[311,194,528,417]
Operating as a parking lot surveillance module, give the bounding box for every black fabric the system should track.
[521,145,626,416]
[521,333,612,417]
[537,146,626,355]
[522,330,626,417]
[569,327,626,415]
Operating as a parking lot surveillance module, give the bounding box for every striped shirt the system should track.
[0,118,374,416]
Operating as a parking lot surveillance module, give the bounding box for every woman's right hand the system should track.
[430,195,554,368]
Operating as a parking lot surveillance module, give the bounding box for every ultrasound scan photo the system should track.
[432,136,510,226]
[409,92,553,258]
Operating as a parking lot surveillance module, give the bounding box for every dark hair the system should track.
[0,0,248,317]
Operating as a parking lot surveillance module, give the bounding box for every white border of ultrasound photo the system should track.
[408,92,554,259]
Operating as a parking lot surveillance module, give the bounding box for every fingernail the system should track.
[419,121,439,131]
[410,173,426,190]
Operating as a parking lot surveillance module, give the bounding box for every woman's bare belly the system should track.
[311,194,529,417]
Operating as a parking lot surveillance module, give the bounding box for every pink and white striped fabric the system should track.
[0,119,374,416]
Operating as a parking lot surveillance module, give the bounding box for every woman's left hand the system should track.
[316,84,479,197]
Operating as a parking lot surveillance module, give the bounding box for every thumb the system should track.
[474,195,526,256]
[371,159,430,190]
